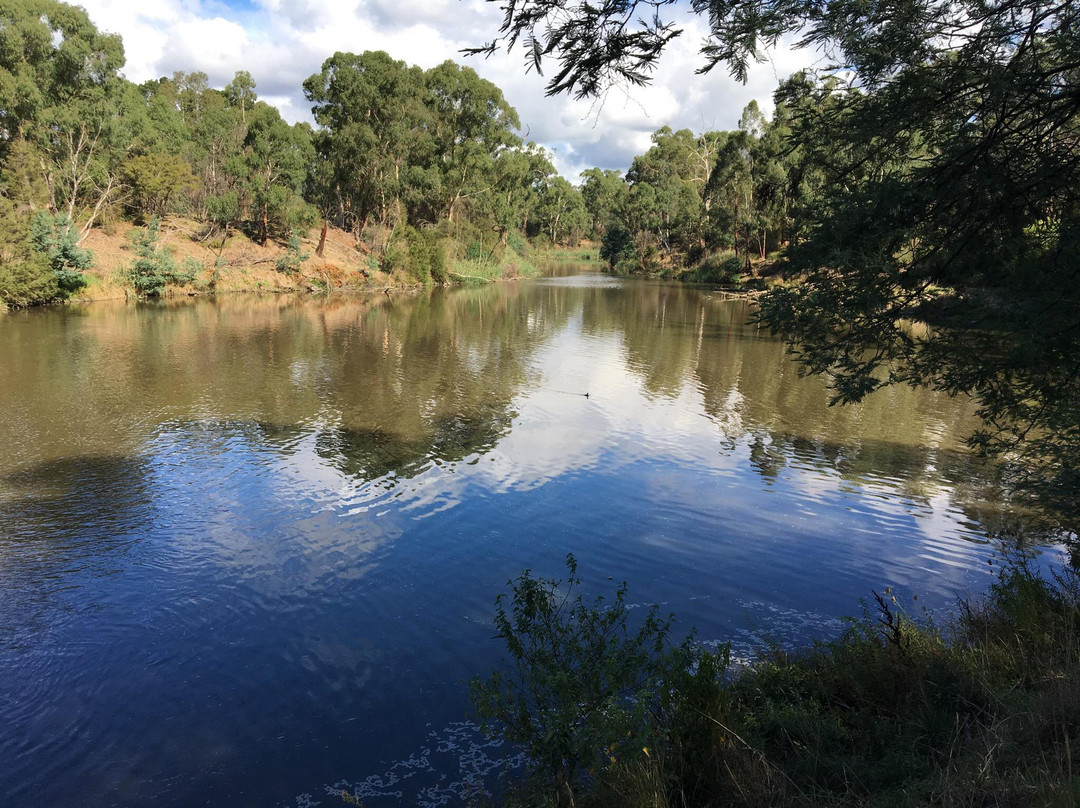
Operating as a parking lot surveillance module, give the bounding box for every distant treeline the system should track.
[582,79,846,284]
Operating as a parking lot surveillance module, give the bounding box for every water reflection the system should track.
[0,274,1066,808]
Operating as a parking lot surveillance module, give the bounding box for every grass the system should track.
[451,239,542,283]
[481,558,1080,808]
[532,244,598,264]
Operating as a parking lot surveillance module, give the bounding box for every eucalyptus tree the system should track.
[0,0,134,234]
[490,142,556,244]
[625,126,715,257]
[225,70,257,127]
[533,174,589,244]
[579,167,628,238]
[423,60,521,223]
[303,51,428,238]
[237,103,314,244]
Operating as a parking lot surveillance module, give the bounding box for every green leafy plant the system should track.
[30,212,93,295]
[0,251,57,308]
[129,218,181,296]
[599,224,634,271]
[276,232,309,274]
[470,554,721,803]
[178,256,204,284]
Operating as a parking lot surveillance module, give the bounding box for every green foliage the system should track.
[532,176,590,246]
[0,251,57,308]
[580,168,629,239]
[0,198,57,307]
[275,233,309,274]
[303,50,570,249]
[122,152,197,218]
[205,191,240,232]
[179,256,203,283]
[481,560,1080,808]
[470,554,718,801]
[382,239,410,277]
[238,103,314,244]
[128,218,184,296]
[684,252,742,286]
[599,224,634,270]
[30,212,92,295]
[413,228,448,284]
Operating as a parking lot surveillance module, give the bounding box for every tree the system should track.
[0,0,130,235]
[0,198,56,307]
[30,211,92,294]
[580,167,628,238]
[224,70,257,126]
[423,60,520,222]
[236,103,313,244]
[533,175,589,245]
[475,0,1080,522]
[303,51,428,237]
[122,152,197,219]
[490,142,555,244]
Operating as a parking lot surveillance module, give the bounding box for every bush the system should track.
[404,227,448,284]
[129,218,184,296]
[475,556,1080,808]
[0,253,58,308]
[382,239,410,277]
[686,252,743,286]
[30,212,92,295]
[599,224,634,270]
[178,256,204,284]
[470,555,723,804]
[275,233,309,274]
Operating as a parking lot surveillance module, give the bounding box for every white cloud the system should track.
[79,0,817,179]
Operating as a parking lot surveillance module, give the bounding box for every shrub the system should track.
[599,224,634,270]
[0,253,58,308]
[475,556,1080,808]
[129,218,183,296]
[275,233,309,274]
[178,256,204,284]
[470,555,723,804]
[403,227,447,284]
[382,239,410,277]
[30,212,92,295]
[687,252,743,286]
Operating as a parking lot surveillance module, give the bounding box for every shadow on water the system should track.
[315,407,516,482]
[0,454,154,647]
[0,453,154,548]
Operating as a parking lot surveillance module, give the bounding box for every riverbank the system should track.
[604,247,783,296]
[1,217,549,309]
[482,557,1080,808]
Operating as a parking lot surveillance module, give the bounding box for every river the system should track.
[0,267,1062,806]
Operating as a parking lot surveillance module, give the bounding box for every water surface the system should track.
[0,270,1060,806]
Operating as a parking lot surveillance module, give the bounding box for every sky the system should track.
[76,0,817,180]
